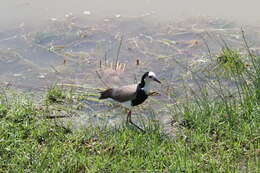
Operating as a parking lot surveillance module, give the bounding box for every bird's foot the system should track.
[132,123,145,133]
[126,110,145,133]
[128,120,145,133]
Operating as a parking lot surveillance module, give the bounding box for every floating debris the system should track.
[13,74,22,77]
[38,73,46,79]
[115,14,121,18]
[51,18,57,21]
[83,11,91,15]
[65,12,73,18]
[103,18,110,22]
[136,59,140,66]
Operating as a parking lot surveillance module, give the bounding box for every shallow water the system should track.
[1,16,256,89]
[1,9,260,130]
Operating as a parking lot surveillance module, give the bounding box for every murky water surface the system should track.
[1,11,260,130]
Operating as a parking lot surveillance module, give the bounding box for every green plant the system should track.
[216,48,245,75]
[45,84,73,104]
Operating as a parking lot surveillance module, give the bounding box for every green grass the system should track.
[0,46,259,172]
[45,84,72,104]
[216,48,245,75]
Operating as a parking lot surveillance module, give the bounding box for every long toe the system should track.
[130,121,145,133]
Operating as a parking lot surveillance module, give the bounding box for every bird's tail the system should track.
[99,88,113,99]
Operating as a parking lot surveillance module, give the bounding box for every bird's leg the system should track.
[126,110,132,123]
[126,110,145,133]
[130,121,145,133]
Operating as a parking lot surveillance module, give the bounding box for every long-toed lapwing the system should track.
[99,71,161,131]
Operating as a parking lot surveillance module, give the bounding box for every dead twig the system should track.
[44,115,72,119]
[114,35,124,70]
[95,70,110,88]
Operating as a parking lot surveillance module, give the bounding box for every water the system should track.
[1,1,260,130]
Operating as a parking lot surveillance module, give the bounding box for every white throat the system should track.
[143,81,151,94]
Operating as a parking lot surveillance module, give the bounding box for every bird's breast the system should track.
[131,89,148,106]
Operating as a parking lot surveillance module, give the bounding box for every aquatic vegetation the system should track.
[45,84,68,104]
[0,44,259,172]
[0,17,259,172]
[216,48,245,75]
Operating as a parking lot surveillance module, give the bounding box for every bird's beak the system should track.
[153,77,161,84]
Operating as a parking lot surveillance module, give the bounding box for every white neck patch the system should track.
[142,71,156,94]
[143,81,151,94]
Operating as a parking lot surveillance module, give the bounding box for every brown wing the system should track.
[111,84,138,102]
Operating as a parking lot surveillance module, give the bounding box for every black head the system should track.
[141,72,149,83]
[139,71,161,88]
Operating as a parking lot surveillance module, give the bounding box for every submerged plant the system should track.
[216,48,245,75]
[45,84,67,104]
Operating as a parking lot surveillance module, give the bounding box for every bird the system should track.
[99,71,161,131]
